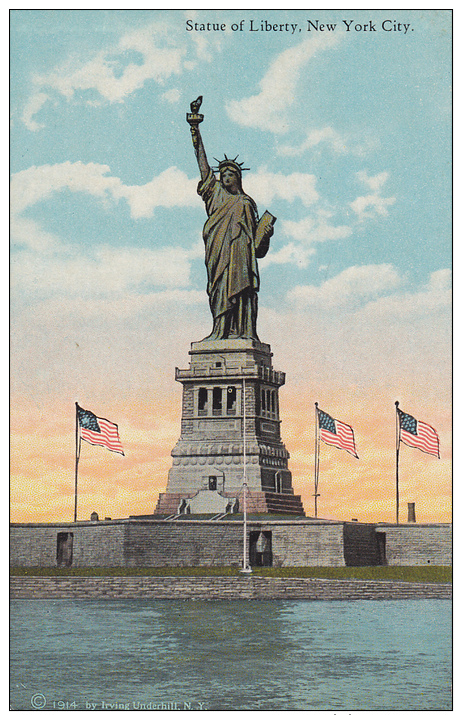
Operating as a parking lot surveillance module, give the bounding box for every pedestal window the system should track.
[213,386,223,415]
[261,387,277,419]
[227,386,236,415]
[198,387,208,416]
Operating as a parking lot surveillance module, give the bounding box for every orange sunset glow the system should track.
[11,374,451,525]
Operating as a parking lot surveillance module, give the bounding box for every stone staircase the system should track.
[229,490,305,516]
[154,493,190,515]
[154,490,305,517]
[262,492,305,516]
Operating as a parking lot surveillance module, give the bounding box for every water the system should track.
[10,599,451,711]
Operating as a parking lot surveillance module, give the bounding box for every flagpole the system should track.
[314,402,320,518]
[74,402,81,522]
[395,401,400,524]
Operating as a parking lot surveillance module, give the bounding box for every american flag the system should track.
[397,408,440,458]
[318,408,358,459]
[77,404,124,456]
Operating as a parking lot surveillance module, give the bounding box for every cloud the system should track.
[261,213,353,269]
[247,168,394,271]
[263,243,315,269]
[279,127,347,155]
[161,88,181,103]
[249,166,393,270]
[12,161,324,228]
[257,210,353,269]
[244,168,319,207]
[278,126,378,157]
[288,264,403,308]
[11,244,203,299]
[20,16,230,131]
[119,167,198,218]
[187,33,223,64]
[428,268,452,292]
[351,194,396,221]
[258,266,451,407]
[350,170,396,221]
[10,160,205,302]
[226,34,340,133]
[358,268,451,320]
[11,161,198,224]
[21,92,50,132]
[11,216,60,252]
[36,22,185,102]
[282,214,353,245]
[356,170,388,192]
[21,18,222,130]
[11,161,119,216]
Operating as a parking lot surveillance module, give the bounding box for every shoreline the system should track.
[10,575,452,600]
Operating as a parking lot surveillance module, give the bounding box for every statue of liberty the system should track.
[187,97,275,341]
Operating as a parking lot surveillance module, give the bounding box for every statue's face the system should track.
[221,169,240,193]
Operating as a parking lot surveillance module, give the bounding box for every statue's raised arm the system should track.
[186,96,209,182]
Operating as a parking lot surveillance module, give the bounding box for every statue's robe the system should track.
[198,169,259,340]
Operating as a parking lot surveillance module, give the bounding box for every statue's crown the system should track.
[213,155,250,177]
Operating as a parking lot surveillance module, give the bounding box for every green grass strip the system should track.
[10,566,451,583]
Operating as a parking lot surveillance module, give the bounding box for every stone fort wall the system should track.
[9,519,452,569]
[125,520,349,568]
[375,523,452,566]
[10,521,126,568]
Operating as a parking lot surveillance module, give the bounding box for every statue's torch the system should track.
[186,96,204,126]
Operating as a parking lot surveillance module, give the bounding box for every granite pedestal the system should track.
[155,338,304,516]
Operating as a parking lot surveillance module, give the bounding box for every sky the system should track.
[10,9,452,524]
